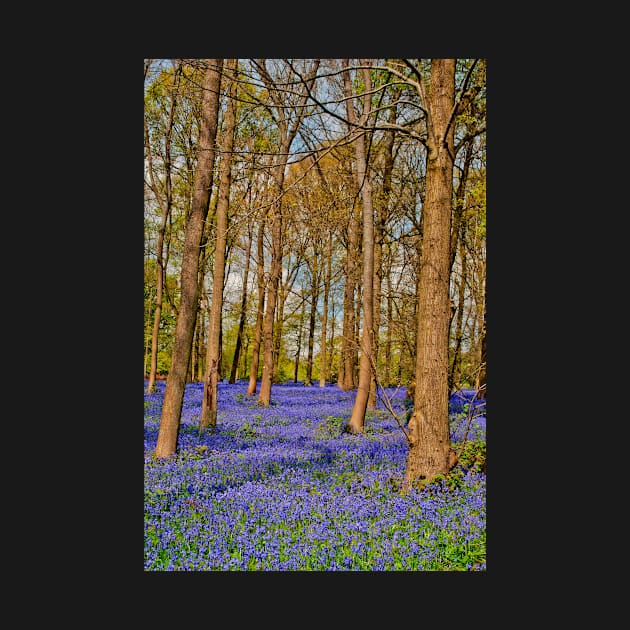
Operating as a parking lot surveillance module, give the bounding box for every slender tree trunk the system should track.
[145,64,180,394]
[196,300,205,382]
[154,59,223,458]
[319,232,332,387]
[247,218,266,396]
[144,323,151,378]
[259,194,283,404]
[476,267,486,398]
[294,290,306,382]
[272,283,285,383]
[368,101,397,405]
[230,225,253,383]
[257,59,320,405]
[200,59,237,431]
[305,261,319,386]
[405,58,455,485]
[348,61,375,433]
[384,251,393,386]
[328,301,336,382]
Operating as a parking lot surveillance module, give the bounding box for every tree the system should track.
[154,59,223,459]
[229,222,253,383]
[346,60,376,434]
[247,215,267,396]
[256,59,320,406]
[404,58,456,486]
[144,61,181,394]
[199,58,238,431]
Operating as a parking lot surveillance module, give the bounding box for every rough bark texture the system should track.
[405,59,455,486]
[348,62,375,434]
[200,58,238,431]
[154,59,223,459]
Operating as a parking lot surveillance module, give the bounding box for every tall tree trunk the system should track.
[348,61,375,433]
[145,63,180,394]
[339,224,357,390]
[294,290,306,382]
[328,301,336,382]
[257,59,320,405]
[305,261,319,386]
[272,282,285,383]
[476,267,486,398]
[368,97,397,405]
[247,218,266,396]
[405,58,456,485]
[319,232,332,387]
[154,59,223,458]
[230,224,252,383]
[196,298,206,382]
[200,59,237,431]
[259,193,283,404]
[384,250,393,386]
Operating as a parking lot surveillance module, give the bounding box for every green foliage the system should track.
[236,421,259,443]
[314,415,347,440]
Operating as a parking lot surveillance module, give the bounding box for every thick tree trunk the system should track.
[154,59,223,459]
[405,58,455,485]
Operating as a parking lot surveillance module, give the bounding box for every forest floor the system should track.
[144,379,486,571]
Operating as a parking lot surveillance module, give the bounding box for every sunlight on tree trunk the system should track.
[154,59,223,459]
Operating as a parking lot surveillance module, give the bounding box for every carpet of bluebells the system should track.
[144,379,486,571]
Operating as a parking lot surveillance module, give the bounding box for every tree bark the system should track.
[247,217,266,396]
[294,290,306,382]
[368,96,397,405]
[476,267,486,398]
[154,59,223,458]
[305,259,319,386]
[405,58,456,485]
[257,59,320,405]
[319,232,332,386]
[348,61,375,433]
[200,58,238,431]
[145,63,180,394]
[230,224,252,383]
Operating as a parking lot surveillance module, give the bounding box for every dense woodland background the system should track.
[144,58,486,485]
